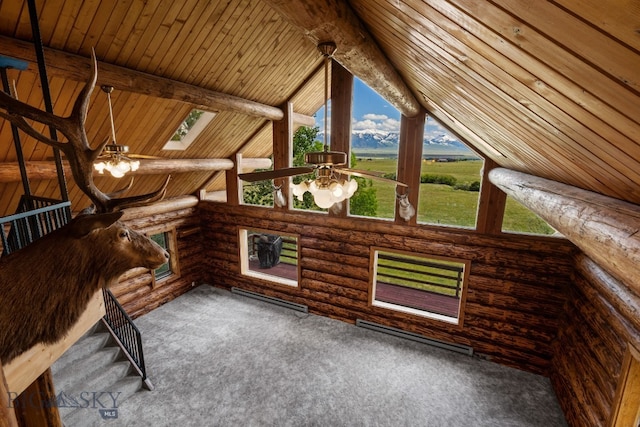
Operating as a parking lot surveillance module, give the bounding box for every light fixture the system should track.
[93,85,140,178]
[291,166,358,209]
[289,42,358,209]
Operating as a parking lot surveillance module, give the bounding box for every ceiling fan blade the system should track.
[335,167,409,187]
[47,153,164,160]
[239,166,315,182]
[127,153,165,159]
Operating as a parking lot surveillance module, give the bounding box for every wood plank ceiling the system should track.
[0,0,638,216]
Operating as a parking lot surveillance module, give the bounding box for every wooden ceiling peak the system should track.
[261,0,422,118]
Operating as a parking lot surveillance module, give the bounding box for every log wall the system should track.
[109,197,204,319]
[550,253,640,426]
[198,202,575,375]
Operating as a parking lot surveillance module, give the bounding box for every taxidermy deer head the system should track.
[0,211,169,364]
[0,50,169,213]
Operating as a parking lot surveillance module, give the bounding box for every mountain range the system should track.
[318,129,476,156]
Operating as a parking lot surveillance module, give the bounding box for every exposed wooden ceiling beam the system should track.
[261,0,421,117]
[0,35,313,125]
[489,167,640,295]
[0,158,272,182]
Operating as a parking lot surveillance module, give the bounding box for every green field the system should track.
[351,157,555,235]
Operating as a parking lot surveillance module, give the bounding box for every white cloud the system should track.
[352,115,400,132]
[362,113,388,121]
[352,119,379,130]
[380,117,400,132]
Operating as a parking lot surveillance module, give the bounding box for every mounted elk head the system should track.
[0,50,169,213]
[0,211,169,364]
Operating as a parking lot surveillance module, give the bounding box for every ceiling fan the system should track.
[92,85,163,177]
[47,85,162,176]
[238,41,410,213]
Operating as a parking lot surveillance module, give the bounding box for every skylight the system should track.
[163,109,216,151]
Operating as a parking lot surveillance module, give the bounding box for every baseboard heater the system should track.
[231,287,308,313]
[356,319,473,356]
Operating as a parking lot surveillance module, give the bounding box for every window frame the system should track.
[147,227,180,288]
[238,227,300,288]
[369,247,469,327]
[163,109,216,151]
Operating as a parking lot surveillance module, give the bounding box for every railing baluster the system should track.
[101,289,150,387]
[1,198,151,388]
[0,197,71,255]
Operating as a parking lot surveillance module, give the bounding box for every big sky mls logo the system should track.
[57,390,121,419]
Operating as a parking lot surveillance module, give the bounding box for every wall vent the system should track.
[231,287,308,313]
[356,319,473,356]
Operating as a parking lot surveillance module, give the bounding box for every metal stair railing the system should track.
[1,197,152,389]
[102,289,154,390]
[0,195,71,255]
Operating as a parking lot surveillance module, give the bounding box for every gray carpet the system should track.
[105,285,566,426]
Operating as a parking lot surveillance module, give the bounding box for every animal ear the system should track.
[70,211,125,237]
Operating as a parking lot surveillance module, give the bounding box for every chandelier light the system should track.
[291,167,358,209]
[290,42,358,209]
[93,85,140,178]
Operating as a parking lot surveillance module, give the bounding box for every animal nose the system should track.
[163,250,170,261]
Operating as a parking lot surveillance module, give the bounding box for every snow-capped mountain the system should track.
[318,129,474,155]
[351,129,399,149]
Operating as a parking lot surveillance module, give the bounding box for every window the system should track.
[348,78,401,220]
[291,126,325,212]
[149,228,179,286]
[418,116,483,228]
[239,228,299,287]
[242,166,276,208]
[370,248,469,325]
[163,109,216,151]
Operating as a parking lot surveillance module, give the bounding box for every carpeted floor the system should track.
[108,285,567,426]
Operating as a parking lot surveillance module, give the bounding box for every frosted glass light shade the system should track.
[94,157,140,178]
[292,177,358,209]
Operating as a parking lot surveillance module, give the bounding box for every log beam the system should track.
[0,366,18,427]
[13,370,61,427]
[396,112,426,224]
[488,167,640,294]
[476,158,507,234]
[0,158,272,182]
[272,102,294,208]
[328,60,353,218]
[261,0,421,117]
[120,195,199,220]
[0,36,314,125]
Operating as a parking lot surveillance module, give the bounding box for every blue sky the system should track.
[351,79,401,133]
[315,78,457,142]
[315,78,400,135]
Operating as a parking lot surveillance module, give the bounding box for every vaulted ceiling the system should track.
[0,0,638,217]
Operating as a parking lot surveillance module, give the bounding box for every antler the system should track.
[0,50,169,213]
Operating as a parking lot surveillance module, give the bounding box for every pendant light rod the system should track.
[318,42,336,152]
[323,55,329,152]
[94,85,140,177]
[101,85,117,144]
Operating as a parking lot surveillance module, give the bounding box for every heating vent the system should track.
[356,319,473,356]
[231,288,308,313]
